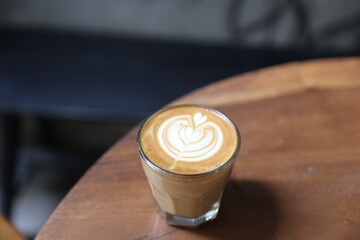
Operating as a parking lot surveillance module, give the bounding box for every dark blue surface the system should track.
[0,29,357,121]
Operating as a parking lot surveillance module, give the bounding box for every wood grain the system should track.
[36,58,360,240]
[0,215,25,240]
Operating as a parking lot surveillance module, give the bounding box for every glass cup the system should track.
[137,105,240,228]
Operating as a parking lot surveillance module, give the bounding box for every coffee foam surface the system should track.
[139,105,239,174]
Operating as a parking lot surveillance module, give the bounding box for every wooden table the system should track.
[36,58,360,240]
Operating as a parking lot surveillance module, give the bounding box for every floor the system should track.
[9,118,135,239]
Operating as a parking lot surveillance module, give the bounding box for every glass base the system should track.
[161,202,220,228]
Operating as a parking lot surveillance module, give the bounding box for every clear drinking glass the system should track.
[137,105,240,228]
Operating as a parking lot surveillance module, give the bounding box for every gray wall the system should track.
[1,0,359,50]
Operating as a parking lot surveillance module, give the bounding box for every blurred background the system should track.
[0,0,359,238]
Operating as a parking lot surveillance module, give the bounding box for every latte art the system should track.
[139,105,239,174]
[158,112,223,169]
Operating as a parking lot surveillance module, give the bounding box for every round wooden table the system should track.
[36,58,360,240]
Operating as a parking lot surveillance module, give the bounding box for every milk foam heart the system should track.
[139,105,239,174]
[157,112,223,169]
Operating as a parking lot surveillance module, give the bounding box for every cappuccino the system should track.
[137,105,240,227]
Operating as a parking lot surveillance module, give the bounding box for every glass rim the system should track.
[136,104,241,179]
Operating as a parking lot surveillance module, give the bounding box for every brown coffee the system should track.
[139,105,239,175]
[138,105,240,226]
